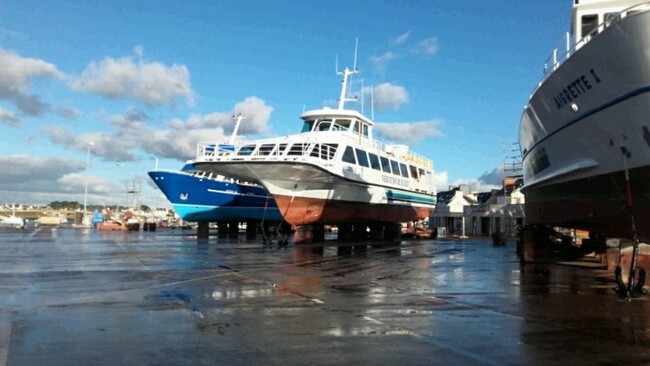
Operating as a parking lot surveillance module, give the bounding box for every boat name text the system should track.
[552,69,601,110]
[382,175,410,187]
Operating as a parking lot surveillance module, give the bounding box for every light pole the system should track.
[83,142,94,222]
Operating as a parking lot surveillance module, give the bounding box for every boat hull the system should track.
[520,11,650,241]
[193,161,435,226]
[523,164,650,241]
[148,170,282,222]
[274,194,431,225]
[96,223,140,231]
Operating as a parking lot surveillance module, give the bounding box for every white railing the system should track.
[195,131,434,169]
[532,2,650,97]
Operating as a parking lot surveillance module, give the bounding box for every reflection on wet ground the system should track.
[1,227,650,365]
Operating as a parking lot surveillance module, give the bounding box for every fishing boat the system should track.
[519,0,650,241]
[192,53,437,226]
[0,204,25,229]
[96,210,140,231]
[148,164,282,222]
[149,114,283,223]
[0,214,24,229]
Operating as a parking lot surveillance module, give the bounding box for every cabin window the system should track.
[530,147,551,175]
[352,120,360,134]
[368,153,381,170]
[322,143,338,159]
[390,160,400,176]
[581,14,598,38]
[317,120,332,131]
[604,12,619,25]
[258,144,276,156]
[362,124,369,137]
[409,165,419,179]
[301,119,316,133]
[355,148,370,167]
[309,143,338,160]
[399,163,409,178]
[335,119,351,131]
[380,156,391,173]
[287,143,307,156]
[342,146,357,164]
[276,143,288,156]
[310,144,321,158]
[237,144,256,156]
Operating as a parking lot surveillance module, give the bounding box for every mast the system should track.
[229,113,243,143]
[336,38,359,110]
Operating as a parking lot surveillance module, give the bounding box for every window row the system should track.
[341,146,427,180]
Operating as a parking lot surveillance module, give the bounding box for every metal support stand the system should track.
[260,195,288,247]
[614,146,647,299]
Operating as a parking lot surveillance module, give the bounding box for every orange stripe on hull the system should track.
[274,195,432,226]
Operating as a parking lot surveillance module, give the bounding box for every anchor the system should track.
[614,146,647,299]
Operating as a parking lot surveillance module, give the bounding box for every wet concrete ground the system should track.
[1,227,650,365]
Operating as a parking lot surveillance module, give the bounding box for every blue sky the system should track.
[0,0,569,207]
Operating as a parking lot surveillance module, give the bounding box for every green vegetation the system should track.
[48,201,82,210]
[47,202,153,212]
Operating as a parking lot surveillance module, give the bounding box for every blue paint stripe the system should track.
[387,190,437,205]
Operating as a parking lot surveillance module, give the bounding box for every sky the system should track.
[0,0,570,208]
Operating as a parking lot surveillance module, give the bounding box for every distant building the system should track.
[430,178,525,237]
[430,184,477,236]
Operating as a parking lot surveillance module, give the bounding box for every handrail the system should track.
[195,132,434,169]
[531,2,650,98]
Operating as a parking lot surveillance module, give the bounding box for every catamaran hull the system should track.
[520,11,650,241]
[273,194,431,225]
[148,170,282,222]
[193,161,435,226]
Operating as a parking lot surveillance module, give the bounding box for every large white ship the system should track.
[192,61,436,226]
[519,0,650,241]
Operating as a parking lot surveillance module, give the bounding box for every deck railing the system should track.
[196,131,433,169]
[532,2,650,97]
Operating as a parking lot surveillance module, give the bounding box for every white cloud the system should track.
[449,178,501,194]
[366,83,409,111]
[411,37,439,55]
[0,47,61,115]
[441,166,508,194]
[432,170,449,192]
[0,154,122,204]
[168,96,272,135]
[71,47,194,107]
[478,166,507,186]
[375,120,443,143]
[233,96,274,133]
[391,31,411,46]
[0,107,20,126]
[57,172,116,194]
[370,52,397,75]
[47,97,273,162]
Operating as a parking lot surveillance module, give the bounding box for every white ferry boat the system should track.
[519,0,650,241]
[192,61,437,226]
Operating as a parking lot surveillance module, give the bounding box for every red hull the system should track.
[274,195,432,226]
[523,165,650,241]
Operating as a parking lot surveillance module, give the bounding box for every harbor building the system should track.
[430,178,525,238]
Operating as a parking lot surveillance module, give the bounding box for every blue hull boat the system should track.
[148,169,283,222]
